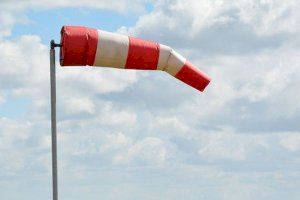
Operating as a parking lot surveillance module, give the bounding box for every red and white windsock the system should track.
[60,26,211,92]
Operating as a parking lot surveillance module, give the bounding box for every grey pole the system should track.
[50,40,60,200]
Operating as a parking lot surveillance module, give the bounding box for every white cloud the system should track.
[0,93,5,105]
[0,35,48,96]
[197,128,269,161]
[0,11,15,38]
[237,0,300,35]
[1,0,150,14]
[58,131,169,168]
[149,116,191,137]
[0,117,31,147]
[120,0,230,37]
[100,132,133,153]
[60,97,96,116]
[57,67,137,95]
[280,133,300,152]
[115,137,168,165]
[119,0,300,57]
[97,102,137,126]
[0,117,31,173]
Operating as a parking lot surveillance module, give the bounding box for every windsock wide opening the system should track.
[60,26,98,66]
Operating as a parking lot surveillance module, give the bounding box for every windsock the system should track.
[60,26,211,92]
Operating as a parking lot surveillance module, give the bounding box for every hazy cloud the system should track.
[1,0,300,199]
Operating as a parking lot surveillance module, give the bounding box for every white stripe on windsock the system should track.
[157,44,171,71]
[93,30,129,68]
[163,49,186,76]
[157,44,186,76]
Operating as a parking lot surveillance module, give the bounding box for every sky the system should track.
[0,0,300,199]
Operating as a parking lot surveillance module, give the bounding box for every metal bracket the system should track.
[51,39,61,49]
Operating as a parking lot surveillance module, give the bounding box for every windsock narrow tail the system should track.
[60,26,211,92]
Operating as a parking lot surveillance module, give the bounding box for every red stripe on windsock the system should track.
[125,37,160,70]
[60,26,98,66]
[175,61,211,92]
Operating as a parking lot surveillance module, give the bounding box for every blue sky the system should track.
[1,0,300,200]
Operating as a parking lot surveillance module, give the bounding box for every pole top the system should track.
[50,40,61,49]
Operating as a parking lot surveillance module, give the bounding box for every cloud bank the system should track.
[0,0,300,199]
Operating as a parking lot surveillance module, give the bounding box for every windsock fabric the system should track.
[60,26,211,92]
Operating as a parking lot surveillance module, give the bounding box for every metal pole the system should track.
[50,40,59,200]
